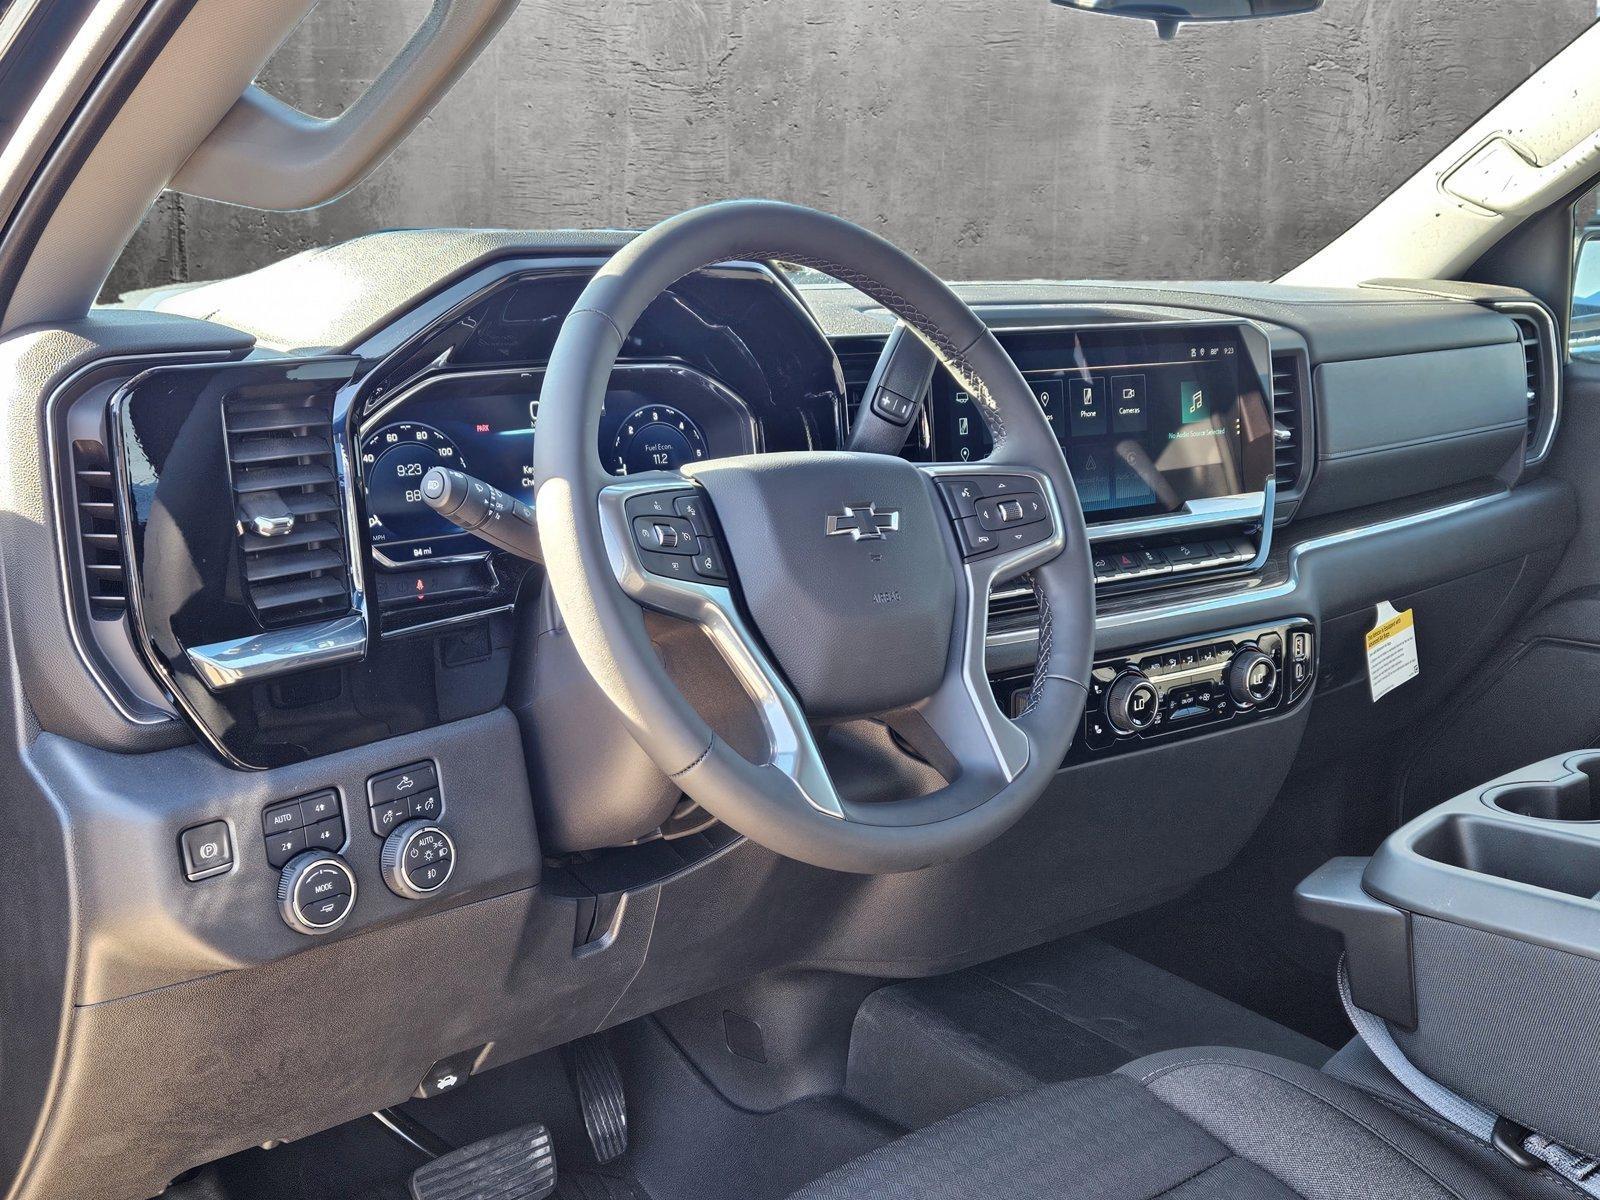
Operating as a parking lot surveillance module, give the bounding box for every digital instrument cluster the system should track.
[359,363,756,565]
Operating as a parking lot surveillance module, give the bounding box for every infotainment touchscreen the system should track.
[931,324,1273,521]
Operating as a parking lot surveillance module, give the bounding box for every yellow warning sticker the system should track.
[1365,601,1419,702]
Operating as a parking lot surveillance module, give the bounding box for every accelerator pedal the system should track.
[562,1035,628,1164]
[409,1122,556,1200]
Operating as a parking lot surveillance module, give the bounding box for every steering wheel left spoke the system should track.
[597,476,846,820]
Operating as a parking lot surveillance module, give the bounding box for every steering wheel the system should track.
[534,200,1094,874]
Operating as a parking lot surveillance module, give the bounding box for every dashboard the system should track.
[21,228,1569,1200]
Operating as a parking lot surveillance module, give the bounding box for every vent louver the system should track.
[1270,354,1304,492]
[71,439,128,617]
[223,388,351,628]
[835,336,888,435]
[1508,312,1547,459]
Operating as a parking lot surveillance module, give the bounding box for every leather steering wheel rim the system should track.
[534,199,1094,874]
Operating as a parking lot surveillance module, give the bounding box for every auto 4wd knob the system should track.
[1227,646,1279,707]
[1104,672,1160,735]
[278,851,356,935]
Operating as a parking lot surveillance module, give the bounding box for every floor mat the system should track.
[1101,887,1352,1048]
[846,935,1333,1130]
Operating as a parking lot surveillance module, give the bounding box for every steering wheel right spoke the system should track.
[597,478,847,820]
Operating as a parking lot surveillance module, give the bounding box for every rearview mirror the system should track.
[1049,0,1323,39]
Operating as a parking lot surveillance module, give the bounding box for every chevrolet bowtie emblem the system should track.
[826,503,900,541]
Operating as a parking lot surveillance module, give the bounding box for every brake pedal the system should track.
[409,1121,556,1200]
[562,1035,628,1164]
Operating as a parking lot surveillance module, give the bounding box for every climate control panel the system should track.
[996,619,1314,762]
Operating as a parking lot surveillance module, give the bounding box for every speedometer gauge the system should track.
[361,421,467,547]
[609,404,709,475]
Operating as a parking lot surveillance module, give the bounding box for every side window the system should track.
[1574,183,1600,360]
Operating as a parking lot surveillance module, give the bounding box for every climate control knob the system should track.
[278,851,356,935]
[1105,672,1161,735]
[381,820,456,899]
[1227,646,1279,707]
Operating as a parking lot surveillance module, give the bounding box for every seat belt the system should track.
[1338,961,1600,1195]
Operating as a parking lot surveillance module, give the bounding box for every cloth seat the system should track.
[789,1048,1531,1200]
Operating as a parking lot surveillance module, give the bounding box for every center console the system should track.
[1298,753,1600,1158]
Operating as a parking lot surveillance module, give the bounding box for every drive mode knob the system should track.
[381,820,456,899]
[1227,646,1279,706]
[1105,672,1160,735]
[278,851,356,935]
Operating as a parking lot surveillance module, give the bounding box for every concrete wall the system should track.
[107,0,1592,298]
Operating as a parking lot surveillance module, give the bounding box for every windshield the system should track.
[104,2,1596,302]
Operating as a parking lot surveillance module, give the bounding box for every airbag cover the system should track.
[687,452,954,720]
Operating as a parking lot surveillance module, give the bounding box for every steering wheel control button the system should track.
[975,492,1045,530]
[180,820,234,881]
[278,852,357,935]
[934,478,984,519]
[692,539,728,581]
[978,474,1031,496]
[640,549,696,580]
[382,821,456,899]
[672,493,715,536]
[1105,672,1161,735]
[870,385,918,426]
[632,514,695,551]
[1227,646,1279,707]
[954,516,999,558]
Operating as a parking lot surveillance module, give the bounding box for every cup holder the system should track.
[1487,756,1600,822]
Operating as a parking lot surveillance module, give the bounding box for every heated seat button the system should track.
[369,761,438,806]
[181,820,233,881]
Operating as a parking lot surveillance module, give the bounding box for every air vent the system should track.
[71,439,128,618]
[1270,353,1305,492]
[1505,308,1556,464]
[223,387,351,628]
[835,335,888,435]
